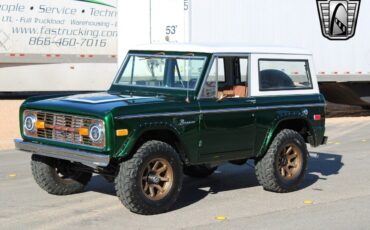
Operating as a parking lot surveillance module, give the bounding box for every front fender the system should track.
[114,122,182,158]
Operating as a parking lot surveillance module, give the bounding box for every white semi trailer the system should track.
[1,0,369,107]
[0,0,118,95]
[118,0,370,107]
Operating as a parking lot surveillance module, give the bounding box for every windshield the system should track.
[115,54,207,90]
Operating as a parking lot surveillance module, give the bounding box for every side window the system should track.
[239,58,248,85]
[202,58,221,98]
[217,58,226,82]
[201,56,249,98]
[259,60,312,91]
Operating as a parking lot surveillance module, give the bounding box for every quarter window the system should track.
[240,58,248,84]
[259,60,312,91]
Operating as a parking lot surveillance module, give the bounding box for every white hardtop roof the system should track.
[131,43,312,55]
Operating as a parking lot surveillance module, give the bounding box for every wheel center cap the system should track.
[280,157,288,166]
[148,174,160,184]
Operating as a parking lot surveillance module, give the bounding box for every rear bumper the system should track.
[14,139,110,168]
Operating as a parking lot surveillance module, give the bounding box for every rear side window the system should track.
[259,60,312,91]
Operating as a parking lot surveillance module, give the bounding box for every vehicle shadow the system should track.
[302,152,344,189]
[84,152,344,211]
[85,175,116,196]
[174,151,344,210]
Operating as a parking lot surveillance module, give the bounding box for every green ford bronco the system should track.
[15,44,327,215]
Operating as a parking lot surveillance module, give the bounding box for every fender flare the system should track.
[257,115,313,158]
[115,122,185,159]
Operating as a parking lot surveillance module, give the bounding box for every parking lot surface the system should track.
[1,117,370,229]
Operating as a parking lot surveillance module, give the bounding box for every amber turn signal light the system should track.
[79,127,89,136]
[36,121,45,129]
[116,129,129,137]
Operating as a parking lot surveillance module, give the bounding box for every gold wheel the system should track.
[277,144,303,179]
[141,158,174,201]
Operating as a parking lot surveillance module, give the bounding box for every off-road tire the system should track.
[183,165,217,178]
[255,129,308,193]
[31,154,92,195]
[115,140,183,215]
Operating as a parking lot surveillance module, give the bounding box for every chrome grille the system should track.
[34,111,102,148]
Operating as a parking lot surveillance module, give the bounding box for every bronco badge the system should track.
[317,0,361,40]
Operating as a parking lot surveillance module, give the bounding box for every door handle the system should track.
[246,99,257,104]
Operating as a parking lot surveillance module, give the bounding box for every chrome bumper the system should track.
[14,139,110,168]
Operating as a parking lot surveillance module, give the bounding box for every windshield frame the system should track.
[112,52,209,92]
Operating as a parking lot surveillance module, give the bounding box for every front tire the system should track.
[255,129,308,193]
[115,141,183,215]
[31,155,92,195]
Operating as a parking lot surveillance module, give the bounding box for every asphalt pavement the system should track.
[1,117,370,229]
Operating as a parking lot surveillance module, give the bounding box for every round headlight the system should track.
[24,115,36,132]
[89,124,104,142]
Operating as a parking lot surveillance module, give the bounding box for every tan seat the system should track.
[223,90,235,96]
[217,85,248,99]
[233,85,247,97]
[217,90,234,99]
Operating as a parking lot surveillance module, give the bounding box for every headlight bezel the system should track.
[24,115,36,132]
[89,123,105,144]
[23,111,38,136]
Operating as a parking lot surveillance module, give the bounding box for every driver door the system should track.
[198,56,256,162]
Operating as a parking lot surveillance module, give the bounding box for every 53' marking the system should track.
[166,25,178,35]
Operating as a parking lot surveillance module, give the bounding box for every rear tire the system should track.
[183,165,217,178]
[31,154,92,195]
[115,141,183,215]
[255,129,308,193]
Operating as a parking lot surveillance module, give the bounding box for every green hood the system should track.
[22,92,171,119]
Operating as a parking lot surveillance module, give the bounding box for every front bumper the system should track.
[14,139,110,168]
